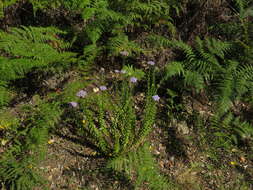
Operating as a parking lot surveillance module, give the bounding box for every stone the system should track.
[177,121,190,135]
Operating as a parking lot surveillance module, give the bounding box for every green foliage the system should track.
[77,0,176,64]
[233,117,253,145]
[210,0,253,62]
[122,65,145,80]
[214,60,253,116]
[107,33,143,57]
[166,88,186,121]
[1,1,253,189]
[162,37,230,91]
[107,143,174,190]
[0,0,62,18]
[0,26,74,62]
[1,0,177,65]
[152,36,253,117]
[81,72,158,157]
[0,26,76,107]
[0,0,18,18]
[0,109,19,144]
[207,4,253,111]
[232,0,251,15]
[0,99,62,190]
[211,112,253,149]
[58,79,90,104]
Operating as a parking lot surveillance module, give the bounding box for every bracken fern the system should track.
[0,26,76,107]
[0,99,62,190]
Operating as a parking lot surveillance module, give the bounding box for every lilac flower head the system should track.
[99,85,107,91]
[152,95,160,101]
[130,77,138,83]
[120,50,129,56]
[120,70,127,74]
[147,61,155,66]
[76,90,87,98]
[69,101,78,108]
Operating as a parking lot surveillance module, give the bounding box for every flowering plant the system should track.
[82,71,159,157]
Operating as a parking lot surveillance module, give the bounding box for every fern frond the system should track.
[236,64,253,81]
[107,143,172,190]
[87,119,111,153]
[205,37,231,59]
[173,40,197,63]
[0,26,75,106]
[195,37,220,67]
[107,34,143,56]
[135,96,157,149]
[215,77,234,115]
[166,61,185,77]
[0,101,62,190]
[147,34,173,48]
[184,71,204,92]
[0,81,11,106]
[0,0,18,18]
[129,0,168,18]
[233,0,248,13]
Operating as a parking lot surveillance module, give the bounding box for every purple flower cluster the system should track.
[147,61,155,66]
[152,95,160,101]
[130,77,138,83]
[99,86,107,91]
[76,90,87,98]
[69,90,87,107]
[69,101,78,108]
[69,85,108,108]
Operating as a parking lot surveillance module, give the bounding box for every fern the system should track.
[147,34,174,48]
[0,0,19,18]
[122,65,145,79]
[211,112,253,149]
[107,143,174,190]
[149,36,229,83]
[214,60,253,116]
[81,70,158,157]
[157,37,252,116]
[153,35,253,117]
[107,33,143,57]
[233,117,253,144]
[0,100,62,190]
[184,71,204,92]
[78,0,176,63]
[160,38,223,92]
[0,26,76,107]
[232,0,248,14]
[135,93,157,149]
[83,85,137,156]
[0,26,73,59]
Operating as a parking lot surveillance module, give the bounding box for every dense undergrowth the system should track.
[0,0,253,189]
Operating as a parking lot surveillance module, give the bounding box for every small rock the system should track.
[90,184,99,190]
[159,161,164,168]
[170,156,175,162]
[177,121,190,135]
[153,149,160,155]
[48,175,53,180]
